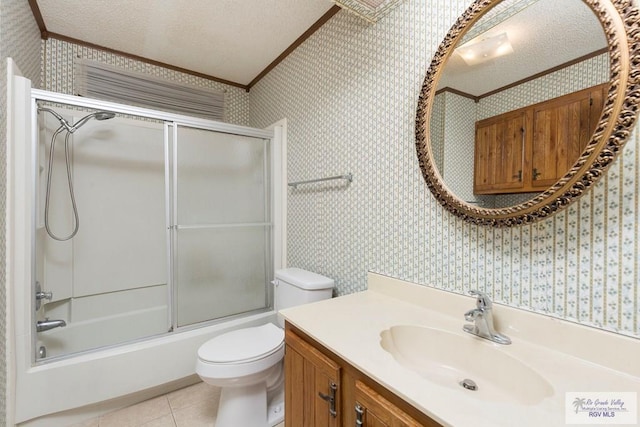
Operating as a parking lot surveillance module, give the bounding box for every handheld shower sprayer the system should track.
[71,111,116,132]
[38,107,116,241]
[38,107,115,133]
[37,107,74,132]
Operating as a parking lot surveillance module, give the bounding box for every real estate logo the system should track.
[566,392,637,425]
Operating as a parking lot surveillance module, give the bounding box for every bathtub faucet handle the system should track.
[35,281,53,310]
[36,290,53,301]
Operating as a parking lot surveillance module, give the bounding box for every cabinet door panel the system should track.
[285,344,305,426]
[285,329,340,427]
[355,380,424,427]
[474,112,525,194]
[532,85,605,189]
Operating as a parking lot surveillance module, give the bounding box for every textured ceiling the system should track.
[36,0,335,86]
[437,0,608,97]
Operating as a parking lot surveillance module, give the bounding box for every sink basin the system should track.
[380,325,554,405]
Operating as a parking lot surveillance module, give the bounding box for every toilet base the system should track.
[214,384,284,427]
[267,386,285,426]
[214,377,285,427]
[216,383,266,427]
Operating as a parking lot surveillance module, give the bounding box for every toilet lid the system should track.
[198,323,284,363]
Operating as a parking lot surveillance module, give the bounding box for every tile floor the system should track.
[71,382,285,427]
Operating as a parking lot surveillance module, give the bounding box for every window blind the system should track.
[75,59,224,121]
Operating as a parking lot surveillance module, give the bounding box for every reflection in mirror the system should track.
[429,0,607,209]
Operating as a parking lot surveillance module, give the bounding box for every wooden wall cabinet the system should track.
[284,326,442,427]
[474,84,607,195]
[474,110,527,194]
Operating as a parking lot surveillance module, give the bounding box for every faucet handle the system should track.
[469,290,492,309]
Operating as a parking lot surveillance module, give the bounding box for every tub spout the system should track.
[36,318,66,332]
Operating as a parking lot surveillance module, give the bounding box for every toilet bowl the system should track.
[195,268,334,427]
[196,323,285,427]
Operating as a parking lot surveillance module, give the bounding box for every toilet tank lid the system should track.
[275,268,334,290]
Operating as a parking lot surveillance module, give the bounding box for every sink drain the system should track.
[460,378,478,391]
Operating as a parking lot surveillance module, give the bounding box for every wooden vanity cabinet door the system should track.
[285,329,341,427]
[354,380,425,427]
[474,111,526,194]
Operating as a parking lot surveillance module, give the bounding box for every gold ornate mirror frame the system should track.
[415,0,640,227]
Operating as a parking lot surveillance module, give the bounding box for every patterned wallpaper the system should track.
[0,1,42,424]
[41,38,250,126]
[250,1,640,338]
[441,91,476,203]
[429,92,446,174]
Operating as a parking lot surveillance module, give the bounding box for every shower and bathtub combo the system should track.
[7,65,322,426]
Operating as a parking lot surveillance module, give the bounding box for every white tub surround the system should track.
[279,272,640,427]
[7,73,285,426]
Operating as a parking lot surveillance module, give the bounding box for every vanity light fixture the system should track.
[456,32,514,66]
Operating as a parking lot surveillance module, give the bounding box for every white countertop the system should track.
[279,273,640,427]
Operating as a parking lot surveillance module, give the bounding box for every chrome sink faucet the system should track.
[463,290,511,345]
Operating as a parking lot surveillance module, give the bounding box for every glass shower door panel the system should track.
[176,126,268,225]
[175,126,271,326]
[176,227,269,327]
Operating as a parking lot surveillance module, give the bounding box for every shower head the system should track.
[94,112,116,121]
[70,111,116,132]
[38,107,115,133]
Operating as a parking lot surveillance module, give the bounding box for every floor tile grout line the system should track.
[168,397,179,427]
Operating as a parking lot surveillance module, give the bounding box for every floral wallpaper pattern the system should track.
[249,1,640,338]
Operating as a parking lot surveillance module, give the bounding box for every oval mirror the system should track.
[416,0,640,226]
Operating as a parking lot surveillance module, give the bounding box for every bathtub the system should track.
[8,77,285,427]
[16,311,276,426]
[37,306,169,359]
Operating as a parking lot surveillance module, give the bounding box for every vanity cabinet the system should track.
[354,380,423,427]
[284,325,441,427]
[285,328,341,427]
[474,83,607,195]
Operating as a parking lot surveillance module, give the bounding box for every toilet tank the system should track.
[274,268,334,326]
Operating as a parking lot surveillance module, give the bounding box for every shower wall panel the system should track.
[72,117,166,297]
[37,109,169,356]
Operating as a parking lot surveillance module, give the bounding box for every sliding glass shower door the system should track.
[172,125,272,327]
[32,95,274,361]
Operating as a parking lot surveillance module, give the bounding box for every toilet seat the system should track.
[196,323,285,381]
[198,323,284,364]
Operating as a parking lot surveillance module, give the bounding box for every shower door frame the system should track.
[168,121,275,331]
[29,89,278,361]
[7,67,286,424]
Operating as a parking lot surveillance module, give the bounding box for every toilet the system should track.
[196,268,335,427]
